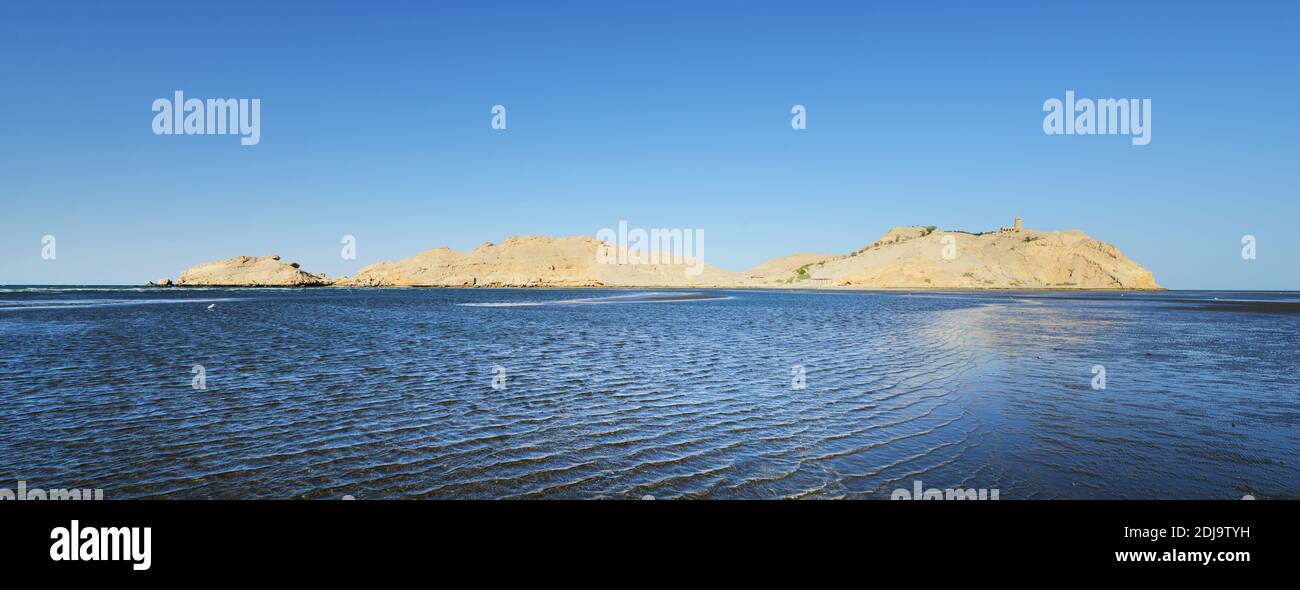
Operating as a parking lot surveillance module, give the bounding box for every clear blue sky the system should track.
[2,0,1297,289]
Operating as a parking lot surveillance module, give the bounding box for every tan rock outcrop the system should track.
[756,226,1159,289]
[341,235,737,288]
[173,255,331,287]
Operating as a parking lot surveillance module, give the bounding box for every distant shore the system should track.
[141,283,1168,292]
[152,223,1163,291]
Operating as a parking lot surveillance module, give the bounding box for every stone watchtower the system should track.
[1014,216,1023,232]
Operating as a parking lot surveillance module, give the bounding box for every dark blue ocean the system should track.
[1,287,1296,499]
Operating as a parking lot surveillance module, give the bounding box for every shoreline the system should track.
[126,284,1172,292]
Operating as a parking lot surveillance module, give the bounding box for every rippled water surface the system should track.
[1,287,1297,499]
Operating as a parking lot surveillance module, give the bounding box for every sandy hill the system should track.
[172,255,330,287]
[747,226,1159,289]
[740,253,838,282]
[341,235,738,287]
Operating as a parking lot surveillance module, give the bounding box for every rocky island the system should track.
[153,218,1160,290]
[164,255,331,287]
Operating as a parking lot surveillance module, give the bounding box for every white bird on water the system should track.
[207,304,215,310]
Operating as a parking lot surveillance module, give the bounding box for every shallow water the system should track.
[1,287,1296,499]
